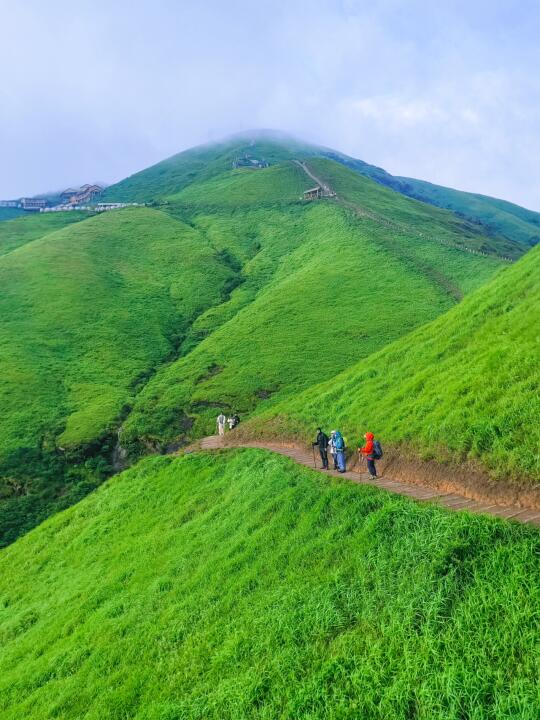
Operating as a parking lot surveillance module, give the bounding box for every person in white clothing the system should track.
[216,412,226,436]
[328,431,339,470]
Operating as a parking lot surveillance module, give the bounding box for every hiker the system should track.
[328,431,339,470]
[227,415,236,431]
[359,432,382,478]
[312,427,329,469]
[232,413,240,428]
[216,412,226,436]
[333,430,346,473]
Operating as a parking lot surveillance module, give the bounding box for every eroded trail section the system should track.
[195,435,540,527]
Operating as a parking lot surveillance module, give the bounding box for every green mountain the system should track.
[0,211,88,256]
[1,132,538,720]
[0,133,531,545]
[104,130,539,253]
[341,159,540,250]
[244,243,540,492]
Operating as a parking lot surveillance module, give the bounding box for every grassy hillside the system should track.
[392,177,540,248]
[0,207,25,222]
[103,130,538,253]
[122,160,505,449]
[0,207,239,545]
[244,244,540,486]
[318,150,540,250]
[102,132,319,203]
[0,211,87,256]
[0,450,538,719]
[309,159,525,262]
[0,150,519,545]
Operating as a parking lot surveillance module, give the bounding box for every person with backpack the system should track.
[359,431,382,478]
[333,430,346,473]
[312,428,329,469]
[216,412,226,436]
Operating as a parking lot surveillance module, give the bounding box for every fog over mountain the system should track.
[1,0,539,208]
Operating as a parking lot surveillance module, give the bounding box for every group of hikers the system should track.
[216,412,240,436]
[216,411,382,479]
[312,428,383,478]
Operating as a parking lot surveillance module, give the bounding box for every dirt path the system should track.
[193,435,540,527]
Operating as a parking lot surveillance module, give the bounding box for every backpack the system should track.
[334,432,344,450]
[373,440,383,459]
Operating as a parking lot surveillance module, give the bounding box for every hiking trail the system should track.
[190,435,540,527]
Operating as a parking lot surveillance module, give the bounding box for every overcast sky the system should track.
[1,0,539,208]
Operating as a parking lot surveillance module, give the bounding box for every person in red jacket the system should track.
[359,431,378,479]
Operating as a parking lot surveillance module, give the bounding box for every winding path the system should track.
[195,435,540,527]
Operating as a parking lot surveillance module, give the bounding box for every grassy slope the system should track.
[0,207,240,544]
[102,134,319,203]
[0,211,88,256]
[246,244,540,484]
[0,450,538,720]
[103,131,538,254]
[0,207,25,222]
[321,150,540,250]
[309,159,524,264]
[0,155,517,545]
[0,206,236,453]
[389,176,540,249]
[122,160,505,447]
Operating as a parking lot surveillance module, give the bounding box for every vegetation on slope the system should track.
[320,149,540,250]
[102,132,319,204]
[122,160,505,450]
[0,211,87,256]
[0,207,25,222]
[103,130,538,253]
[0,450,538,719]
[245,244,540,486]
[0,207,239,545]
[0,150,518,545]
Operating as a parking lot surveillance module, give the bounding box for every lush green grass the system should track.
[0,207,238,544]
[0,211,87,256]
[0,449,538,719]
[0,207,25,222]
[245,244,540,485]
[103,130,538,254]
[102,132,320,204]
[0,149,519,544]
[387,176,540,249]
[122,161,505,448]
[317,148,540,251]
[309,159,525,262]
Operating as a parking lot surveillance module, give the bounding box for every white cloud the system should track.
[0,0,538,208]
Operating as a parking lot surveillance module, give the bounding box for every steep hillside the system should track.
[243,244,540,490]
[0,147,517,545]
[104,130,539,253]
[0,207,25,222]
[317,149,540,250]
[0,207,239,545]
[122,159,505,449]
[0,450,538,719]
[102,132,318,203]
[0,211,88,256]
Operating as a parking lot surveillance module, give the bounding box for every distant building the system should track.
[232,155,269,169]
[60,188,78,200]
[60,184,103,205]
[0,200,18,207]
[20,197,47,211]
[303,186,323,200]
[303,185,336,201]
